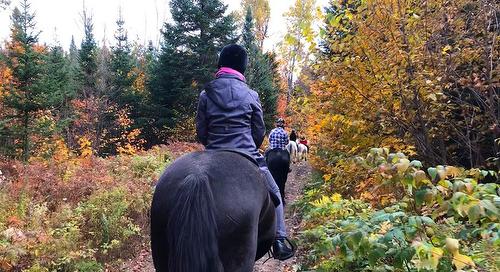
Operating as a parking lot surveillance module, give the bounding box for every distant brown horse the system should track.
[150,151,276,272]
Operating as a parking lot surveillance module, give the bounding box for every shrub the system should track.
[130,153,169,179]
[298,148,499,271]
[0,144,182,271]
[77,187,141,256]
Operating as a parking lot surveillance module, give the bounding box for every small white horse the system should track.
[297,143,308,161]
[286,141,298,163]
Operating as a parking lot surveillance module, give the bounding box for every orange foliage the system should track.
[0,64,13,97]
[276,92,287,117]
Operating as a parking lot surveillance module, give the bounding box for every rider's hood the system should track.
[204,74,251,110]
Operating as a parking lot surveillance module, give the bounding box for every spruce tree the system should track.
[41,46,73,111]
[241,7,277,128]
[111,9,134,104]
[1,0,47,160]
[69,36,78,63]
[78,7,97,99]
[41,46,75,133]
[149,0,237,136]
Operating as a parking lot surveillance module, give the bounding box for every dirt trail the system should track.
[122,161,312,272]
[253,161,311,272]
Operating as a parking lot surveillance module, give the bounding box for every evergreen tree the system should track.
[241,7,277,128]
[149,0,238,137]
[241,0,270,49]
[41,45,75,132]
[78,7,97,99]
[69,36,78,61]
[68,36,81,93]
[111,9,134,104]
[242,7,257,55]
[1,0,47,160]
[41,46,73,111]
[62,36,81,147]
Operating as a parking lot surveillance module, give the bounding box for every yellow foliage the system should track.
[78,137,93,158]
[323,174,332,182]
[52,139,71,162]
[445,238,476,270]
[310,193,342,208]
[413,243,444,270]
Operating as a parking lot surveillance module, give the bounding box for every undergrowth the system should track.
[297,148,499,272]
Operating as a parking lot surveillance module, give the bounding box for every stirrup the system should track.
[269,237,297,261]
[262,251,274,264]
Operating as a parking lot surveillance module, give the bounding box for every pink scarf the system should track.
[215,67,246,82]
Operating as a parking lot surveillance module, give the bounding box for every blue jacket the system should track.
[196,74,266,157]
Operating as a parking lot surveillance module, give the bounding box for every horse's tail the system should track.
[167,173,223,272]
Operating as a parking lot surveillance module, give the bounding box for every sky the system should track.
[0,0,329,51]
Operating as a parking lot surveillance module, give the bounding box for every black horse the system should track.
[150,151,276,272]
[265,148,291,206]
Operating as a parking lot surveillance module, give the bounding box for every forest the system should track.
[0,0,498,271]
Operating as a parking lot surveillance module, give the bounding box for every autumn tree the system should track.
[302,0,498,170]
[279,0,317,103]
[70,6,118,155]
[0,50,14,156]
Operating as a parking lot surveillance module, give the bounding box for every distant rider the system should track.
[269,118,290,150]
[289,129,297,143]
[299,136,309,151]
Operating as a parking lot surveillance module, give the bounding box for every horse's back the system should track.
[266,148,290,169]
[153,151,269,223]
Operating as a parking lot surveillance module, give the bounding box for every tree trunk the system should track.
[22,110,29,162]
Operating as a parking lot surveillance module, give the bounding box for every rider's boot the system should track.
[272,236,295,261]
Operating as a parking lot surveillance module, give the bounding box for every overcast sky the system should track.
[0,0,329,51]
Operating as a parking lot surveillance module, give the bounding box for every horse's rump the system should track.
[151,151,275,272]
[286,141,298,163]
[266,148,290,206]
[297,143,308,161]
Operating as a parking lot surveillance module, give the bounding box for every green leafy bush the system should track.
[299,148,499,271]
[130,152,170,178]
[77,188,141,254]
